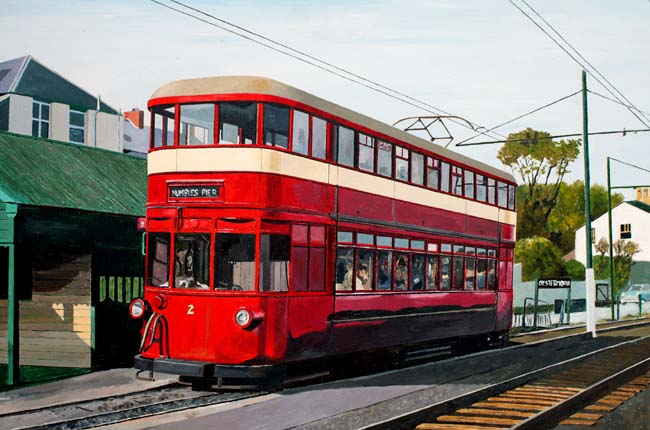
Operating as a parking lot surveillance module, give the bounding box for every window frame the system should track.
[69,109,85,144]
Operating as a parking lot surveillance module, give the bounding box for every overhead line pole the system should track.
[582,70,596,338]
[607,157,615,321]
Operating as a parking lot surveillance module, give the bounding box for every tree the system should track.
[564,259,585,281]
[593,237,641,296]
[515,237,565,282]
[498,128,580,240]
[545,181,624,254]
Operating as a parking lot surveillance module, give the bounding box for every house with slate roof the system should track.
[0,55,124,153]
[0,131,147,385]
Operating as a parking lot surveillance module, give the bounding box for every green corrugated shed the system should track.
[0,132,146,216]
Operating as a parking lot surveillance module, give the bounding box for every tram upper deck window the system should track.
[260,234,290,292]
[264,103,289,149]
[292,110,309,155]
[464,170,475,199]
[377,141,393,177]
[358,133,375,172]
[476,174,487,202]
[396,146,409,181]
[174,234,210,289]
[335,125,355,167]
[487,178,496,205]
[452,166,463,196]
[219,102,257,144]
[427,158,440,190]
[152,106,175,148]
[508,184,516,210]
[179,104,215,145]
[312,117,327,159]
[214,233,255,291]
[148,233,170,287]
[440,161,450,193]
[497,181,508,208]
[411,152,424,185]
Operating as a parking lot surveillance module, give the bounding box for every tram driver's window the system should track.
[218,101,257,145]
[179,104,215,145]
[264,104,290,149]
[260,235,290,292]
[152,106,175,148]
[214,233,256,291]
[147,233,170,287]
[174,234,210,289]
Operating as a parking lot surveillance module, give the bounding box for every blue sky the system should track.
[2,0,649,197]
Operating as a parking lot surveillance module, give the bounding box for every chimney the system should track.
[124,108,144,129]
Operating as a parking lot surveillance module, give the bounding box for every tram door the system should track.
[285,224,332,361]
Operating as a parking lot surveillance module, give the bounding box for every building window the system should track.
[620,224,632,239]
[32,101,50,138]
[69,109,85,144]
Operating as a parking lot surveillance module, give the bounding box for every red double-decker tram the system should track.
[131,76,517,385]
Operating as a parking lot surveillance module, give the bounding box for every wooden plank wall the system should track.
[0,255,91,368]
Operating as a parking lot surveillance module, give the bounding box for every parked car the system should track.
[620,284,650,303]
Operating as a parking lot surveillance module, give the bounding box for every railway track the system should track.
[364,336,650,430]
[0,384,265,430]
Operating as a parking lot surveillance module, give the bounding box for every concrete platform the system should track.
[0,368,176,416]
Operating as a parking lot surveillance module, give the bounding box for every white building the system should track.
[575,200,650,265]
[0,55,123,153]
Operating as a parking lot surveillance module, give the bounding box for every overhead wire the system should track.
[456,128,650,147]
[150,0,504,141]
[508,0,650,129]
[609,157,650,176]
[455,89,581,146]
[588,90,650,118]
[519,0,650,125]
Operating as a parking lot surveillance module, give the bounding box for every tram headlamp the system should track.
[235,309,252,328]
[129,299,147,319]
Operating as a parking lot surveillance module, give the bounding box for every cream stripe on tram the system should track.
[148,148,516,226]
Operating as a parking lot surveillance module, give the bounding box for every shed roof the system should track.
[0,132,146,216]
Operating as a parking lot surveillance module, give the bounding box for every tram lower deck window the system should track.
[215,233,256,291]
[174,234,210,289]
[148,233,170,287]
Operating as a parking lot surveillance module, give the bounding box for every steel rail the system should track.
[358,334,650,430]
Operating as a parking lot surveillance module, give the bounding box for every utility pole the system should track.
[607,157,615,321]
[582,70,597,338]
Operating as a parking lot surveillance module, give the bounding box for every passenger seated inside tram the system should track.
[377,256,392,290]
[356,263,371,291]
[336,260,354,291]
[394,255,408,290]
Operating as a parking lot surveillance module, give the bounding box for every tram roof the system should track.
[151,76,515,182]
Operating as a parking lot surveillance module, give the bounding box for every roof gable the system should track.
[0,56,28,94]
[0,55,117,114]
[626,200,650,215]
[0,132,146,216]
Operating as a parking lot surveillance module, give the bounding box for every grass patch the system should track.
[0,365,89,391]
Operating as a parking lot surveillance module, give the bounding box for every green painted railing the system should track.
[99,276,144,303]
